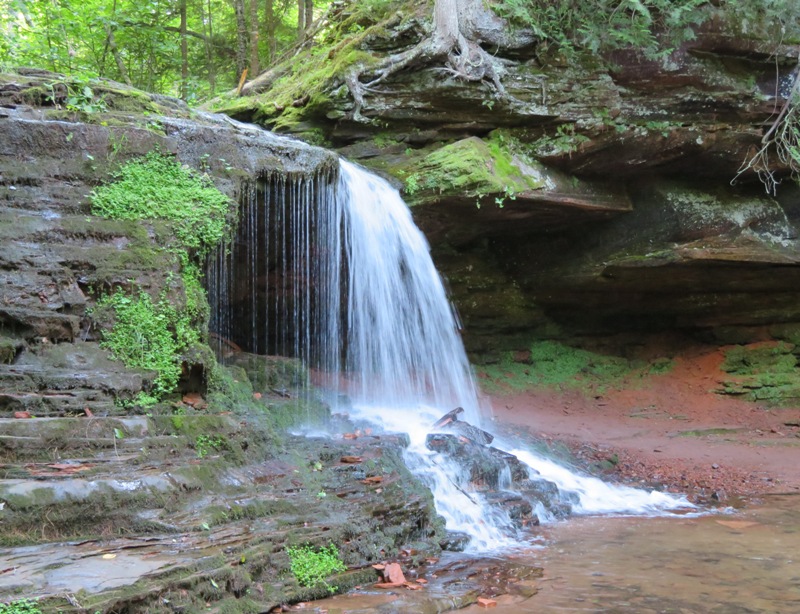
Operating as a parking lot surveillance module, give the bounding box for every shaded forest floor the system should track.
[483,345,800,504]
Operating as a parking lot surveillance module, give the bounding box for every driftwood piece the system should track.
[432,407,464,428]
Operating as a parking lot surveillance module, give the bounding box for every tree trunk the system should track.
[233,0,249,81]
[265,0,276,63]
[105,25,133,85]
[345,0,508,121]
[203,0,216,95]
[180,0,188,99]
[304,0,313,30]
[296,0,305,40]
[249,0,259,75]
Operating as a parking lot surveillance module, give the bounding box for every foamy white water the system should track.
[508,448,694,515]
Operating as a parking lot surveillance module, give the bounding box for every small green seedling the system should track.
[286,543,346,593]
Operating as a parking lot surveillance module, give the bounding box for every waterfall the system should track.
[208,158,693,552]
[207,160,480,417]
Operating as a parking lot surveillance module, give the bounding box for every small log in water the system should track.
[432,407,494,445]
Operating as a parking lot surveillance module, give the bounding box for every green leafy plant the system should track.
[491,0,708,60]
[90,151,231,256]
[286,543,347,594]
[195,434,227,458]
[0,598,42,614]
[96,290,182,404]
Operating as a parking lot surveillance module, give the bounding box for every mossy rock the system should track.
[399,136,545,205]
[718,341,800,405]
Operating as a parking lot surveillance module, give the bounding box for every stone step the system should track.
[0,415,240,463]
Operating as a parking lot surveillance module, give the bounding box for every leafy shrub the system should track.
[286,543,347,593]
[491,0,708,60]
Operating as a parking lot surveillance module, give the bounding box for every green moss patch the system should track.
[478,340,633,393]
[400,136,545,205]
[717,341,800,405]
[90,151,232,255]
[476,340,675,394]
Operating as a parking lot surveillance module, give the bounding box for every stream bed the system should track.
[310,494,800,613]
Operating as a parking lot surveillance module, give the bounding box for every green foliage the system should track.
[195,434,228,458]
[286,543,346,593]
[0,599,42,614]
[96,290,183,402]
[90,151,231,255]
[532,123,591,157]
[490,0,708,60]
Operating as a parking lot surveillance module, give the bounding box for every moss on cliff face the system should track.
[718,341,800,405]
[397,136,546,205]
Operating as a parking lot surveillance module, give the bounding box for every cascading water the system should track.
[208,157,693,552]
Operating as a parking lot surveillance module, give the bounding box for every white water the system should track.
[336,160,481,420]
[210,158,695,552]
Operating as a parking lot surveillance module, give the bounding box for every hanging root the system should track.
[733,71,800,194]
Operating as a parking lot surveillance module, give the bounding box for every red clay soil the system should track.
[483,345,800,504]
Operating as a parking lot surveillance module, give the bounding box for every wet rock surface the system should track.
[427,410,573,531]
[0,413,447,612]
[0,70,336,413]
[213,3,800,374]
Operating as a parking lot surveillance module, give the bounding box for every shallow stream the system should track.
[312,494,800,613]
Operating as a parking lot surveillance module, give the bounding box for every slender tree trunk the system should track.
[296,0,304,40]
[180,0,188,99]
[204,0,216,95]
[233,0,249,81]
[265,0,276,63]
[105,25,133,85]
[304,0,312,30]
[249,0,259,75]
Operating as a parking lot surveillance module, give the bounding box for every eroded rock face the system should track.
[215,3,800,363]
[0,69,336,412]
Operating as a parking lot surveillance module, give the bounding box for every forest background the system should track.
[0,0,325,103]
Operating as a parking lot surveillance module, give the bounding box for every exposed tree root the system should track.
[733,67,800,194]
[345,0,512,121]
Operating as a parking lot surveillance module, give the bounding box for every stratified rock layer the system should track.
[215,3,800,373]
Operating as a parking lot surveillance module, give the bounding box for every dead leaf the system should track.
[425,557,439,564]
[362,476,383,484]
[404,582,423,590]
[371,564,386,570]
[13,412,31,419]
[340,456,363,464]
[364,428,373,435]
[253,392,262,400]
[384,562,406,585]
[374,582,402,589]
[343,432,358,439]
[477,597,497,608]
[83,408,93,417]
[182,393,201,405]
[417,578,428,584]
